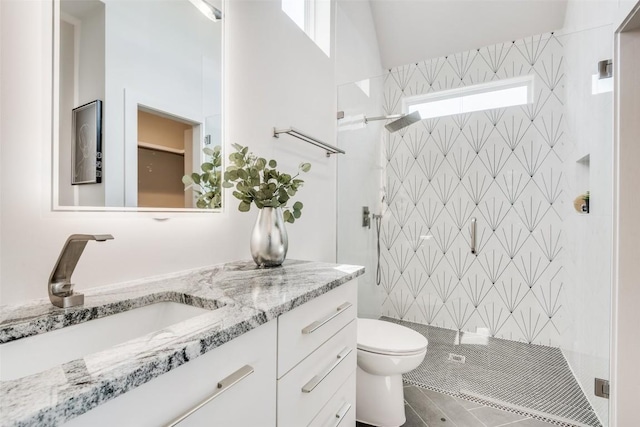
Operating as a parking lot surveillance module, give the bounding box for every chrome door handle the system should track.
[332,402,352,427]
[470,217,477,255]
[301,302,352,334]
[165,365,254,426]
[302,347,352,393]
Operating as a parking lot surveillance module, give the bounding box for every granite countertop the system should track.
[0,260,364,427]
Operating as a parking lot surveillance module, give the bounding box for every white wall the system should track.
[564,0,637,33]
[0,0,337,305]
[335,0,384,318]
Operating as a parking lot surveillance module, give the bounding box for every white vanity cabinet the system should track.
[277,279,358,427]
[64,320,277,427]
[63,279,358,427]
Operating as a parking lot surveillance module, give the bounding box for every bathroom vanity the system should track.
[0,260,363,426]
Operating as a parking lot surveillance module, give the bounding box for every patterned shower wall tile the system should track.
[463,116,495,154]
[515,139,553,179]
[462,273,495,309]
[477,300,511,337]
[416,57,447,90]
[382,31,567,347]
[446,50,479,83]
[532,222,564,265]
[495,115,534,155]
[403,128,430,160]
[533,110,565,150]
[416,151,445,185]
[390,64,419,94]
[444,246,476,281]
[533,171,565,217]
[432,59,464,92]
[496,268,532,310]
[479,42,516,78]
[444,297,475,331]
[446,147,477,183]
[404,69,433,98]
[496,171,532,208]
[415,243,445,277]
[513,34,554,69]
[464,58,496,87]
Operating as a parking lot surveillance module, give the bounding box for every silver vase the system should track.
[250,207,288,267]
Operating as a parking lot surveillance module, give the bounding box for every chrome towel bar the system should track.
[273,127,345,157]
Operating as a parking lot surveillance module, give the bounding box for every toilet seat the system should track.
[357,318,428,356]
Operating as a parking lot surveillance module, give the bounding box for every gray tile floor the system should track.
[356,385,557,427]
[381,318,602,427]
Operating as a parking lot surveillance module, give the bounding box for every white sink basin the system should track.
[0,301,212,381]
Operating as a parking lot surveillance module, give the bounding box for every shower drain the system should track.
[448,353,466,363]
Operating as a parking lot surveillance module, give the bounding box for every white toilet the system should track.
[356,318,428,427]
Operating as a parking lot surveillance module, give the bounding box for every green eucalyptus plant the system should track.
[222,144,311,223]
[182,145,222,209]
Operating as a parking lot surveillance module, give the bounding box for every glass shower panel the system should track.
[337,25,613,427]
[337,76,386,320]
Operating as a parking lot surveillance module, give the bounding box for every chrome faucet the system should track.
[48,234,114,308]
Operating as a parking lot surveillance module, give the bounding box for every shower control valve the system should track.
[362,206,371,229]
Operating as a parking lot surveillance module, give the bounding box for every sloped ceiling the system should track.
[369,0,568,69]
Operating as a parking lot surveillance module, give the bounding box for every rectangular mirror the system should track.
[53,0,223,211]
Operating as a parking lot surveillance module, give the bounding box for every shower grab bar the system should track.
[470,217,477,255]
[273,127,345,157]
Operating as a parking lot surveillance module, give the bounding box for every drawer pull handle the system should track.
[165,365,254,426]
[301,347,352,393]
[333,402,352,427]
[301,302,352,334]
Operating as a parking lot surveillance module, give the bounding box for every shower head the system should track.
[364,111,422,133]
[384,111,422,133]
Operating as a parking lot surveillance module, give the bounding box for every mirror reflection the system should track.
[55,0,222,210]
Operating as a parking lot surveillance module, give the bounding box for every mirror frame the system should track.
[51,0,226,213]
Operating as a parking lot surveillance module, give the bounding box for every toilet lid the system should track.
[357,318,428,356]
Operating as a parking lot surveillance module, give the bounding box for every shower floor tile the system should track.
[356,386,558,427]
[380,317,603,427]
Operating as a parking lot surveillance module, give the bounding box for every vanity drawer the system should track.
[307,371,356,427]
[278,279,357,377]
[64,321,277,427]
[277,320,356,427]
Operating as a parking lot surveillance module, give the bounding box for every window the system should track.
[282,0,331,57]
[403,75,535,120]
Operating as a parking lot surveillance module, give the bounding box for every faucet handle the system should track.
[93,234,114,242]
[68,234,114,242]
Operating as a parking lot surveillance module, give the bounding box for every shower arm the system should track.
[364,114,404,123]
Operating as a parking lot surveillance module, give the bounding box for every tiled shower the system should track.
[338,25,613,427]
